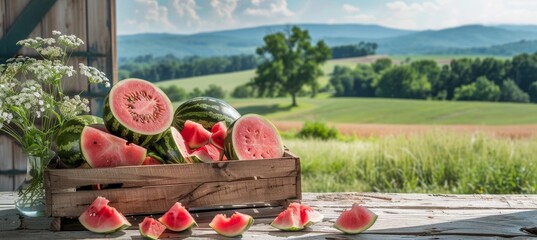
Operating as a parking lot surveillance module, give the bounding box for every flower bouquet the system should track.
[0,31,110,216]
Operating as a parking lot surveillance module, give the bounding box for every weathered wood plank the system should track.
[0,0,5,38]
[0,136,14,191]
[49,177,299,217]
[41,0,87,51]
[4,0,43,55]
[3,193,537,238]
[46,157,299,190]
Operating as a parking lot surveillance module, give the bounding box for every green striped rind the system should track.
[147,149,166,164]
[172,97,241,131]
[223,114,284,160]
[56,115,104,168]
[152,127,188,164]
[103,95,164,147]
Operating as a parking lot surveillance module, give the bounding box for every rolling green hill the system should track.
[431,40,537,56]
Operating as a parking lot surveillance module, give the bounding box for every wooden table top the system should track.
[2,192,537,239]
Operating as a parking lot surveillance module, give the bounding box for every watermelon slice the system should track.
[79,196,131,233]
[224,114,284,160]
[103,78,173,147]
[334,204,377,234]
[153,127,191,164]
[188,144,223,163]
[158,202,197,232]
[209,212,253,237]
[270,204,302,231]
[139,217,166,240]
[181,120,211,149]
[271,203,323,231]
[80,126,147,168]
[143,155,163,165]
[209,121,227,151]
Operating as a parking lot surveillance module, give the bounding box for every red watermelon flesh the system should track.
[139,217,166,240]
[143,156,162,165]
[78,196,131,233]
[80,126,147,168]
[210,128,226,150]
[271,203,323,231]
[181,120,210,149]
[211,121,227,133]
[209,212,253,237]
[188,144,223,163]
[271,204,302,231]
[334,204,377,234]
[225,114,284,160]
[158,202,197,232]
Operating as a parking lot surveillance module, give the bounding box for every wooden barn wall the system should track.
[0,0,117,191]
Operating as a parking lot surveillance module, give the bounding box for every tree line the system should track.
[118,54,258,82]
[118,43,377,84]
[330,53,537,103]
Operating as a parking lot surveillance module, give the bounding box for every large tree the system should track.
[251,26,331,106]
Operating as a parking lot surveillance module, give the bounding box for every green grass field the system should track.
[291,131,537,193]
[225,97,537,125]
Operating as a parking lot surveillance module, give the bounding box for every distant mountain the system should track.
[117,24,537,59]
[431,39,537,56]
[495,24,537,33]
[376,25,537,54]
[118,24,414,59]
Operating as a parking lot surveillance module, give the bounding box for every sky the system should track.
[117,0,537,35]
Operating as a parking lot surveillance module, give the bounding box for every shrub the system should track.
[160,85,188,102]
[203,84,226,99]
[232,84,253,98]
[297,121,340,140]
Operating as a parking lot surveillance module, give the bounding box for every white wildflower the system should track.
[58,34,84,48]
[79,63,110,86]
[52,30,61,36]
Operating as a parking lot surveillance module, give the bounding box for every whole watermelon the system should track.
[172,97,241,131]
[56,115,104,168]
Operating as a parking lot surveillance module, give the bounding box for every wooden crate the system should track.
[44,151,301,230]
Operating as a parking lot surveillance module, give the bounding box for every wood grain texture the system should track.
[3,192,537,238]
[45,155,301,218]
[0,0,5,38]
[4,0,43,55]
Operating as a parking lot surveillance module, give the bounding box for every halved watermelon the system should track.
[181,120,211,149]
[139,217,166,240]
[153,127,191,164]
[80,126,147,168]
[224,114,284,160]
[334,204,377,234]
[209,212,253,237]
[79,196,131,233]
[103,78,173,147]
[158,202,197,232]
[271,203,323,231]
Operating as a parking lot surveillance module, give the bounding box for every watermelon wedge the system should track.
[153,127,191,164]
[181,120,211,149]
[188,144,223,163]
[209,121,227,151]
[79,196,131,233]
[209,212,253,237]
[158,202,197,232]
[271,203,323,231]
[224,114,284,160]
[139,217,166,240]
[334,204,377,234]
[80,126,147,168]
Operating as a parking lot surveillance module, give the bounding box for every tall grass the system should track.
[286,131,537,193]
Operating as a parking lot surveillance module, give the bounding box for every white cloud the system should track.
[386,1,439,12]
[251,0,262,6]
[134,0,174,30]
[345,14,376,22]
[244,0,294,17]
[173,0,200,21]
[211,0,238,19]
[342,4,360,13]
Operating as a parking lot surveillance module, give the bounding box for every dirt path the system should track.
[273,121,537,139]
